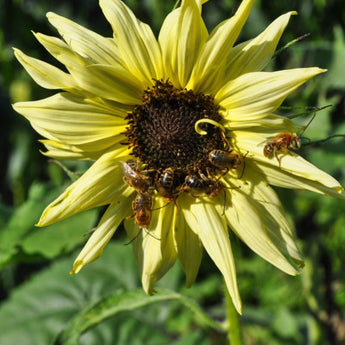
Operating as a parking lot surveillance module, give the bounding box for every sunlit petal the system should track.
[38,149,131,226]
[72,199,132,273]
[188,0,254,93]
[125,199,177,294]
[216,68,326,119]
[180,196,242,313]
[100,0,162,84]
[225,11,297,79]
[159,0,208,88]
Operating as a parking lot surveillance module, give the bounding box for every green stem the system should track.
[225,285,242,345]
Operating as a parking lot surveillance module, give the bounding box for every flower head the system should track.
[13,0,344,313]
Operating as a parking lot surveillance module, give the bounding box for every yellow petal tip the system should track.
[70,260,84,274]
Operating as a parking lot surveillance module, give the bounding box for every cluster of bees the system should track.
[121,148,245,228]
[122,129,306,228]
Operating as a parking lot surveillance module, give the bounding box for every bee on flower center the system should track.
[208,149,244,170]
[184,174,224,199]
[155,167,181,202]
[120,160,151,192]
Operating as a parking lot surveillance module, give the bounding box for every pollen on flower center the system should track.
[125,79,225,172]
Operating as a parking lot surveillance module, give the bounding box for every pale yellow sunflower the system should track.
[13,0,344,313]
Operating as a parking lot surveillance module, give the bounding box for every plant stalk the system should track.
[225,285,242,345]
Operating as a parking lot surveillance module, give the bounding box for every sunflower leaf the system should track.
[0,242,219,345]
[0,183,57,268]
[0,182,98,267]
[54,288,224,345]
[0,243,140,345]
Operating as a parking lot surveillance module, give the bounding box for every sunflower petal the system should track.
[13,93,127,150]
[158,0,208,88]
[188,0,254,93]
[216,68,326,119]
[223,186,301,275]
[233,131,344,196]
[13,48,78,91]
[225,12,296,79]
[255,160,345,198]
[34,32,142,103]
[39,140,120,161]
[71,64,144,104]
[100,0,162,84]
[126,199,177,295]
[180,196,242,313]
[47,12,122,65]
[34,32,87,69]
[71,199,132,274]
[37,149,131,226]
[174,206,203,287]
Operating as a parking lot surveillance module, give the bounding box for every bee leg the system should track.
[274,148,282,168]
[126,213,135,220]
[238,151,249,179]
[142,228,160,241]
[221,189,226,216]
[125,229,142,245]
[199,171,209,182]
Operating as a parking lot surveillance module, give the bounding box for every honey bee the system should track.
[208,149,243,170]
[184,175,224,198]
[132,191,153,227]
[120,160,150,192]
[262,105,331,165]
[263,132,301,166]
[155,167,180,201]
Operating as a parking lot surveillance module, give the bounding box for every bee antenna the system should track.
[300,104,333,136]
[221,189,226,216]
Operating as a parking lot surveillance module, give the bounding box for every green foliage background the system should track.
[1,0,345,344]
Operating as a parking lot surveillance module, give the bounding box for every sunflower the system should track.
[13,0,344,313]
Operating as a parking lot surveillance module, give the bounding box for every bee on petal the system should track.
[263,132,301,166]
[132,191,153,228]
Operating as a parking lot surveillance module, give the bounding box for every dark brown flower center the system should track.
[125,79,225,173]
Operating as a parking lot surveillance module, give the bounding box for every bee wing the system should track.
[120,161,138,178]
[258,138,269,146]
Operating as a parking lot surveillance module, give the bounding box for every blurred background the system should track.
[1,0,345,344]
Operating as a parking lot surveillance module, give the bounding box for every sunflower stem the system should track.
[225,285,242,345]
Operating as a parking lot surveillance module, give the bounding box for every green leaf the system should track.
[55,289,223,345]
[0,242,140,345]
[0,183,59,268]
[323,26,345,90]
[0,241,221,345]
[0,202,12,228]
[20,208,98,259]
[0,181,98,267]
